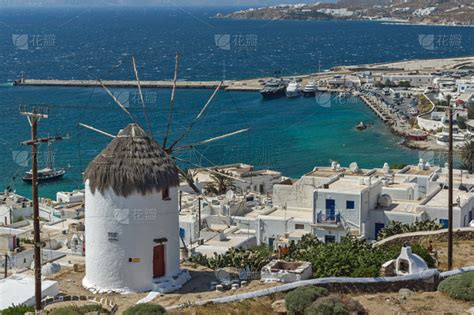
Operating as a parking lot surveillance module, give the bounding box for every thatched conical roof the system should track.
[84,123,179,197]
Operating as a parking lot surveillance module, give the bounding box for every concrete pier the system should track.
[359,95,392,123]
[15,79,226,89]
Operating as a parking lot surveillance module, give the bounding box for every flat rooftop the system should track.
[380,200,423,214]
[260,207,313,222]
[323,178,379,193]
[399,166,436,176]
[0,276,59,309]
[425,188,473,208]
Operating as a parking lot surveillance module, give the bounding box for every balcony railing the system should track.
[316,211,341,225]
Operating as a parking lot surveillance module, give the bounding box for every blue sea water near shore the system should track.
[0,7,472,198]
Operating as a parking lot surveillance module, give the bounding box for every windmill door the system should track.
[153,244,165,278]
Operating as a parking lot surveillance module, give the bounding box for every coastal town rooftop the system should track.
[320,177,381,193]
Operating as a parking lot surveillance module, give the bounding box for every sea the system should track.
[0,6,473,198]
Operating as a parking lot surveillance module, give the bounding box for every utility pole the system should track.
[447,94,453,270]
[4,253,8,278]
[438,94,454,270]
[20,110,68,309]
[19,105,55,311]
[198,197,202,238]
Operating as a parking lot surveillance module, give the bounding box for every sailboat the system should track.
[23,142,66,182]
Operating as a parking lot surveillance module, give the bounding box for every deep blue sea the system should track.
[0,7,472,198]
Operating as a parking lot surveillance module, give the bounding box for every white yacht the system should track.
[303,80,317,96]
[286,79,301,98]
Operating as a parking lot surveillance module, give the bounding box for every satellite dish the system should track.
[378,194,392,208]
[226,189,235,200]
[349,162,360,173]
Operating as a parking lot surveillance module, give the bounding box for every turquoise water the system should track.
[0,86,417,198]
[0,7,472,198]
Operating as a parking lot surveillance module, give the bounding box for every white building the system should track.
[56,190,84,204]
[82,123,189,293]
[192,164,282,195]
[328,75,361,88]
[456,79,474,94]
[382,74,434,87]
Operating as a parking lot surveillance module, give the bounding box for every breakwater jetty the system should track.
[15,79,223,89]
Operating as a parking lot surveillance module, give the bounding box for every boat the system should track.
[303,80,317,97]
[337,91,351,98]
[285,79,301,98]
[356,122,367,130]
[260,78,287,99]
[23,142,66,182]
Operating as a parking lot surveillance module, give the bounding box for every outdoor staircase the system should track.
[151,269,191,293]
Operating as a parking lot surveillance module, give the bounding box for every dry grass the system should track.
[432,239,474,271]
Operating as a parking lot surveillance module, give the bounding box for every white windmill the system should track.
[80,52,249,293]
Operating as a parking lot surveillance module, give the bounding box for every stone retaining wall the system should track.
[374,228,474,248]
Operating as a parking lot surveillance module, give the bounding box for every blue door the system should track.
[325,199,335,220]
[375,223,385,239]
[440,219,449,228]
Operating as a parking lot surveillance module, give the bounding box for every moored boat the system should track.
[356,122,367,130]
[286,79,301,98]
[260,78,287,99]
[23,142,66,183]
[303,80,317,97]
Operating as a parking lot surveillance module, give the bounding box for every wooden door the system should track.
[153,244,165,278]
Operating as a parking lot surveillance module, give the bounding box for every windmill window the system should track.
[108,232,118,241]
[162,188,170,200]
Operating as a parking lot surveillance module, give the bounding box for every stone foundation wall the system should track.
[374,228,474,248]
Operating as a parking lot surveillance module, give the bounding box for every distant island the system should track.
[215,0,474,26]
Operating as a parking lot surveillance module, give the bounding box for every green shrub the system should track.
[377,220,443,240]
[285,286,329,315]
[438,271,474,301]
[2,304,35,315]
[305,296,349,315]
[123,303,167,315]
[189,244,272,271]
[49,304,109,315]
[305,295,367,315]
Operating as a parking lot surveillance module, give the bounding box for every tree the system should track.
[468,104,474,120]
[460,140,474,174]
[205,170,235,195]
[457,116,467,129]
[384,79,393,87]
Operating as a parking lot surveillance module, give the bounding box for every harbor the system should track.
[0,4,473,314]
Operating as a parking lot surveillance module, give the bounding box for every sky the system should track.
[0,0,335,7]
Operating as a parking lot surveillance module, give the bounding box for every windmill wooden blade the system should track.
[79,123,116,138]
[173,128,250,151]
[163,51,180,148]
[174,156,249,184]
[98,80,136,121]
[132,56,154,138]
[177,166,202,194]
[169,81,223,151]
